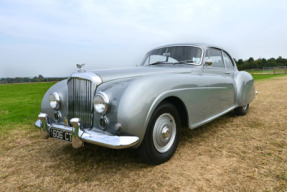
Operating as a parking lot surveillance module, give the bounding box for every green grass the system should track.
[252,74,287,81]
[0,82,55,135]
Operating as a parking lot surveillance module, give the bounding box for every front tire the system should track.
[138,102,181,165]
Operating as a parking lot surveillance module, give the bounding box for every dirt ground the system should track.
[1,77,286,192]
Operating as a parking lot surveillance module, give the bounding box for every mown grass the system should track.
[0,76,287,191]
[0,82,55,136]
[252,73,287,81]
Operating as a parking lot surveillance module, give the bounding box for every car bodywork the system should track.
[35,43,256,164]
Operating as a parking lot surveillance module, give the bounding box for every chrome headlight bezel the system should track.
[49,92,61,110]
[94,92,109,114]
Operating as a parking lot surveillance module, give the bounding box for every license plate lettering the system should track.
[51,129,72,142]
[64,132,72,141]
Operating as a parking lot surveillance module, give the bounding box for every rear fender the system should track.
[235,71,255,106]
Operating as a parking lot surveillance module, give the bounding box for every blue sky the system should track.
[1,0,287,77]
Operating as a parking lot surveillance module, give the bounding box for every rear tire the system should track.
[234,104,249,116]
[138,102,180,165]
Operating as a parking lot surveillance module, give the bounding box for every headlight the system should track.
[49,92,61,110]
[94,92,109,114]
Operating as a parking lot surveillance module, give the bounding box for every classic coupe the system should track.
[35,43,256,164]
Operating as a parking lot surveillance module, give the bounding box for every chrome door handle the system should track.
[225,72,230,74]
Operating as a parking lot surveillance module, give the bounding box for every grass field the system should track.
[0,82,55,137]
[252,74,287,81]
[0,76,286,191]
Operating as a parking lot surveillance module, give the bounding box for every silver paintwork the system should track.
[35,43,256,149]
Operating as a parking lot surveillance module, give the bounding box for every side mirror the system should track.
[205,59,213,66]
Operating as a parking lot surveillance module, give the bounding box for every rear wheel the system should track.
[234,104,249,116]
[138,102,180,165]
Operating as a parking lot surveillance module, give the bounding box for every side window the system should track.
[223,51,234,69]
[206,48,224,68]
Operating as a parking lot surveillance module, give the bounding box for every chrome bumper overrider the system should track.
[35,113,139,149]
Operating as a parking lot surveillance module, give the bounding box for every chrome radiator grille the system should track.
[68,78,93,128]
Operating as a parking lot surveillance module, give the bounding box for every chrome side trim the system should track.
[35,113,140,149]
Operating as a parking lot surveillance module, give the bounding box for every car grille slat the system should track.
[68,78,93,128]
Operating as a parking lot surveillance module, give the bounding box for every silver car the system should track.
[35,43,256,164]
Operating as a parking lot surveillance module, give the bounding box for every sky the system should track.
[1,0,287,77]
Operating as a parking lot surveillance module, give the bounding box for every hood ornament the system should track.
[76,63,85,72]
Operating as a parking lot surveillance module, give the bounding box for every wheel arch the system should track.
[160,97,189,129]
[235,71,256,106]
[144,96,189,134]
[138,98,185,164]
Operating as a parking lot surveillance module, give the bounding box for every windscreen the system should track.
[142,46,202,66]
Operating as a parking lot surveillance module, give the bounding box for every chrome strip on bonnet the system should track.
[35,113,139,149]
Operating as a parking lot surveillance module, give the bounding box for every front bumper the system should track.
[35,113,139,149]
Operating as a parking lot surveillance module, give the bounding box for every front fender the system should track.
[40,80,68,122]
[116,74,201,146]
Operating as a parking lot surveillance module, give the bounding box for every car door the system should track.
[202,48,235,118]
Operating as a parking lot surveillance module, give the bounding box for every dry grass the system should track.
[1,77,287,192]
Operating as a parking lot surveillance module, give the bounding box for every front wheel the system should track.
[234,104,249,116]
[138,102,181,165]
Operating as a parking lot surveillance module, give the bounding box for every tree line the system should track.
[235,56,287,70]
[0,75,66,84]
[1,57,287,84]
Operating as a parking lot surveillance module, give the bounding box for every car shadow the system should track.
[44,111,237,171]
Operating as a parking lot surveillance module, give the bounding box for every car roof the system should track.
[148,43,227,53]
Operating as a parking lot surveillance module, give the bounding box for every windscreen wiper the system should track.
[173,60,195,64]
[149,61,173,65]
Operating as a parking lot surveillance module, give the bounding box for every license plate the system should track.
[50,128,72,142]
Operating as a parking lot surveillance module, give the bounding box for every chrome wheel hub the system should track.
[162,126,171,139]
[152,113,176,153]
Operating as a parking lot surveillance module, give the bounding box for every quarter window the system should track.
[223,52,234,69]
[205,48,224,68]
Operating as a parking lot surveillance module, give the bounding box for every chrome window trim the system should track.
[222,51,235,70]
[204,48,225,69]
